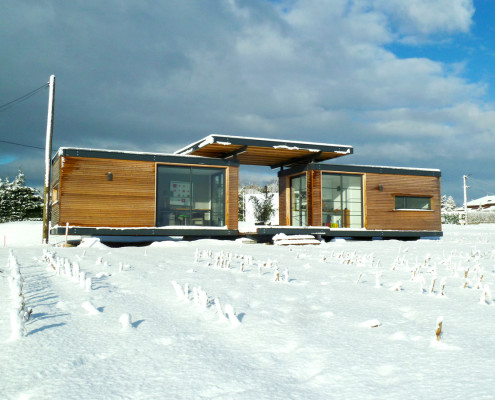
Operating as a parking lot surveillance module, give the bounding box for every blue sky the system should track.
[1,0,494,204]
[388,0,495,99]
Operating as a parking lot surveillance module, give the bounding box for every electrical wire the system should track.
[0,82,50,150]
[466,177,495,198]
[0,139,44,150]
[468,176,495,191]
[0,83,49,112]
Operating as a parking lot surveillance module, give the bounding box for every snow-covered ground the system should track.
[1,222,495,399]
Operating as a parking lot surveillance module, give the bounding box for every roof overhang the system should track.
[52,147,239,167]
[174,135,353,168]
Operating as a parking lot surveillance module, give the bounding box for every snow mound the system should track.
[148,240,186,247]
[360,319,382,328]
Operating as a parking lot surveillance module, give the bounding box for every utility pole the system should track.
[42,75,56,244]
[463,174,470,225]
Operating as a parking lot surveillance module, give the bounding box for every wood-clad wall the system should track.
[365,173,441,231]
[309,170,322,226]
[54,156,238,230]
[58,157,156,227]
[227,166,239,230]
[51,158,61,225]
[52,158,60,186]
[280,168,442,232]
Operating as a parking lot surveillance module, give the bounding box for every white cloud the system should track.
[373,0,474,37]
[0,0,492,202]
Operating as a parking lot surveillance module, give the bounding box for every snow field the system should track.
[1,222,495,398]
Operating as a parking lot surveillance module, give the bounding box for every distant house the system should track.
[464,195,495,211]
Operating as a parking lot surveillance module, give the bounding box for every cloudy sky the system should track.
[1,0,495,204]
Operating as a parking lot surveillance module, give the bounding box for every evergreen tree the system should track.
[250,186,275,224]
[441,194,459,224]
[441,195,457,212]
[0,170,43,223]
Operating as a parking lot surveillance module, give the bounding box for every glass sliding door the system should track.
[156,165,225,227]
[322,173,363,228]
[190,167,225,226]
[290,174,307,226]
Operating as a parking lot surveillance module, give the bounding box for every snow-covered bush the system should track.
[466,211,495,224]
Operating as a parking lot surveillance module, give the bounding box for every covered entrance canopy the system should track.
[174,135,353,168]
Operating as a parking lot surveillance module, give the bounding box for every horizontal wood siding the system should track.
[50,158,61,225]
[59,157,156,227]
[227,166,239,230]
[52,158,61,185]
[51,203,59,225]
[310,170,322,226]
[365,173,441,231]
[306,172,313,226]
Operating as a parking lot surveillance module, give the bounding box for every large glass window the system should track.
[395,196,431,210]
[290,174,307,226]
[322,174,363,228]
[156,165,225,227]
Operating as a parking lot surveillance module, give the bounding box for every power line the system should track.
[0,139,44,150]
[468,176,495,192]
[0,83,49,112]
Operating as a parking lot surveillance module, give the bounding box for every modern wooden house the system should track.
[50,135,442,240]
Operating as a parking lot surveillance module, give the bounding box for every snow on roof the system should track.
[174,134,353,155]
[341,163,441,173]
[53,147,236,165]
[466,195,495,207]
[57,147,178,158]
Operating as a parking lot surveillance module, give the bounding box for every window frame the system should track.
[290,173,307,227]
[394,195,432,211]
[155,163,227,227]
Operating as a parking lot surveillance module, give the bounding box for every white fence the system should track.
[442,210,495,224]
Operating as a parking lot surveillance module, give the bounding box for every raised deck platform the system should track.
[251,226,442,241]
[51,225,442,243]
[50,226,239,240]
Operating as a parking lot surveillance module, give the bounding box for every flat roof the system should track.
[53,147,239,167]
[279,163,441,177]
[174,135,353,168]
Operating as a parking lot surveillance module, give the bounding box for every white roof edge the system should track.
[330,163,441,172]
[174,135,215,155]
[174,134,353,154]
[209,134,354,148]
[56,147,208,159]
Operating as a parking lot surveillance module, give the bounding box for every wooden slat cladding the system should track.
[227,166,239,230]
[51,203,59,225]
[50,157,61,225]
[279,176,289,226]
[306,172,313,226]
[190,144,340,166]
[59,157,156,227]
[310,170,322,226]
[52,157,61,185]
[365,173,441,231]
